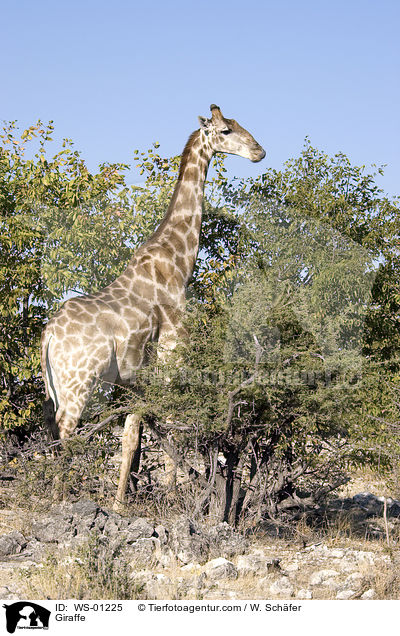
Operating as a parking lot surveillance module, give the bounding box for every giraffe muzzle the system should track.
[251,146,266,162]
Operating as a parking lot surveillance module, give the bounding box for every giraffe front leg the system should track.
[164,450,177,492]
[113,413,142,513]
[157,328,180,491]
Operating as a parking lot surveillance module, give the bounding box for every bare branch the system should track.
[224,334,263,432]
[282,351,325,366]
[147,418,209,489]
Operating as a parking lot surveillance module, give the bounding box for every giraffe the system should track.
[41,104,265,511]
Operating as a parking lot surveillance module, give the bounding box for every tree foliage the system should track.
[1,123,400,520]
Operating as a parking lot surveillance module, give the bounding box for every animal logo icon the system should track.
[3,602,50,633]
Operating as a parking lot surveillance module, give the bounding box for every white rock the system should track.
[258,575,271,587]
[355,551,374,565]
[236,554,268,574]
[203,557,238,580]
[322,577,340,590]
[157,548,175,569]
[181,562,201,572]
[361,588,376,600]
[344,572,365,588]
[205,557,230,569]
[341,561,357,573]
[0,587,20,600]
[269,576,294,597]
[310,569,340,586]
[329,549,345,558]
[285,562,300,572]
[227,591,239,599]
[336,589,355,599]
[296,588,312,599]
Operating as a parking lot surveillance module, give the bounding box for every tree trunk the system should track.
[208,469,227,523]
[225,451,245,525]
[22,295,29,357]
[207,452,244,525]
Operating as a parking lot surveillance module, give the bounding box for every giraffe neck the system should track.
[145,130,213,283]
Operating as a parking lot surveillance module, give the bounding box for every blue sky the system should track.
[2,0,399,197]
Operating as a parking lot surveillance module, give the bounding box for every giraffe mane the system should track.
[177,130,200,182]
[147,130,201,243]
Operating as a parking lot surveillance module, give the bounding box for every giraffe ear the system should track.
[198,116,211,130]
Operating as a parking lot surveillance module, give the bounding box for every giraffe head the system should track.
[198,104,266,162]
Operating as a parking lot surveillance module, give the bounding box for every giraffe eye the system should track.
[221,129,232,135]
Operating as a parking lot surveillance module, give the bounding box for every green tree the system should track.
[135,142,400,522]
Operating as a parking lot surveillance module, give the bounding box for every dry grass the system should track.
[368,562,400,599]
[21,536,146,600]
[337,467,395,499]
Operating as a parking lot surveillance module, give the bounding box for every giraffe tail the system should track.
[43,396,59,441]
[42,334,60,441]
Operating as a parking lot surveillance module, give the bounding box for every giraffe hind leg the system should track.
[48,385,92,500]
[50,403,85,502]
[56,376,97,439]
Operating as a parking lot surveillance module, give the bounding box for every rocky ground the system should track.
[0,492,399,600]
